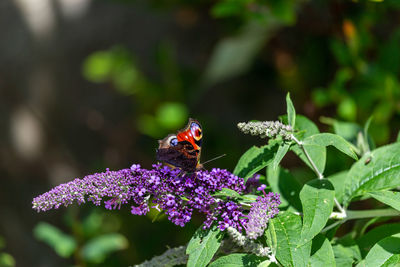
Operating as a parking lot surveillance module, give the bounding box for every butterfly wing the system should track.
[156,118,203,172]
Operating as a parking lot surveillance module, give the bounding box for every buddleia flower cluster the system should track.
[245,185,280,239]
[237,120,293,141]
[32,164,247,231]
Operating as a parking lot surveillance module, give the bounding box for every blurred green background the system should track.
[1,0,400,266]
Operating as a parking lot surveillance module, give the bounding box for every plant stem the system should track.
[291,135,324,179]
[346,208,400,220]
[290,134,347,217]
[324,208,400,232]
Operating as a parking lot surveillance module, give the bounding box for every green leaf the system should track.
[81,233,128,263]
[213,188,241,199]
[293,143,327,174]
[332,119,362,144]
[234,144,279,181]
[300,179,335,244]
[302,133,358,160]
[368,191,400,211]
[332,244,357,267]
[281,115,326,174]
[186,226,224,267]
[397,131,400,142]
[334,233,362,260]
[209,253,263,267]
[309,235,335,267]
[363,116,375,151]
[272,212,311,267]
[272,143,291,170]
[326,171,348,203]
[33,222,77,258]
[343,142,400,206]
[239,194,258,203]
[364,233,400,267]
[357,223,400,257]
[267,166,302,211]
[286,93,296,128]
[355,260,366,267]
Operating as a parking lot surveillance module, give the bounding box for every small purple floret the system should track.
[257,184,266,191]
[32,164,246,230]
[245,192,280,239]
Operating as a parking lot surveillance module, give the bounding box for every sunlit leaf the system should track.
[300,179,335,244]
[309,235,335,267]
[286,93,296,128]
[272,143,290,170]
[187,226,224,267]
[364,233,400,267]
[271,212,311,267]
[212,188,241,199]
[303,133,358,160]
[343,142,400,206]
[357,223,400,257]
[368,191,400,212]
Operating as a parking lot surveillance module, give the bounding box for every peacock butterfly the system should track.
[156,118,203,172]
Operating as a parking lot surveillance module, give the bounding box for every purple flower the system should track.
[245,191,280,239]
[32,164,246,230]
[244,174,261,193]
[257,184,266,192]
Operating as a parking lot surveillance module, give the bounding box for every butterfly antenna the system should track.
[201,154,226,166]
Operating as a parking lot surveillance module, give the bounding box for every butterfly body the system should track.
[156,118,203,172]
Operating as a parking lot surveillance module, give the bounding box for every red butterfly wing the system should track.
[156,118,203,172]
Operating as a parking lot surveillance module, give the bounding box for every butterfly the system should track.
[156,118,203,172]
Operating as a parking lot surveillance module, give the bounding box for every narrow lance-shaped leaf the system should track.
[343,142,400,206]
[213,188,241,199]
[272,143,290,170]
[300,179,335,245]
[286,93,296,128]
[186,226,224,267]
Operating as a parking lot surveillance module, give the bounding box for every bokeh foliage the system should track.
[2,0,400,266]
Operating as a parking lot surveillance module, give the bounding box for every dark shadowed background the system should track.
[1,0,400,266]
